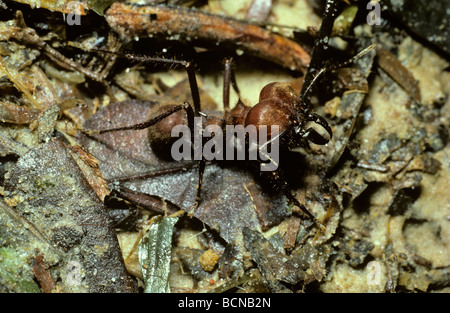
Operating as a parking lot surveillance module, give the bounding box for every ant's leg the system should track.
[118,53,202,116]
[180,60,206,215]
[93,102,195,134]
[184,61,201,116]
[300,45,376,103]
[86,49,204,115]
[188,158,205,217]
[256,157,324,229]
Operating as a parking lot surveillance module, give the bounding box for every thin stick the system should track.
[105,2,311,72]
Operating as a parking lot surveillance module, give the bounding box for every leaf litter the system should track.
[0,0,448,293]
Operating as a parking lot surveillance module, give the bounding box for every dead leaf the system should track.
[4,138,136,292]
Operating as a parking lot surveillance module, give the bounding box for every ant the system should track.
[86,44,375,229]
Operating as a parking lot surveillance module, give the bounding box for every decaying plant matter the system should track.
[0,0,448,293]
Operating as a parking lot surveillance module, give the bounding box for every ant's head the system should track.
[233,46,376,149]
[244,82,332,148]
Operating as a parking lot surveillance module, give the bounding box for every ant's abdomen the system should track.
[148,104,188,156]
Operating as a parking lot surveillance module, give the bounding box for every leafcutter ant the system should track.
[85,44,375,229]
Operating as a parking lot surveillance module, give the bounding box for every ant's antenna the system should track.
[300,44,376,103]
